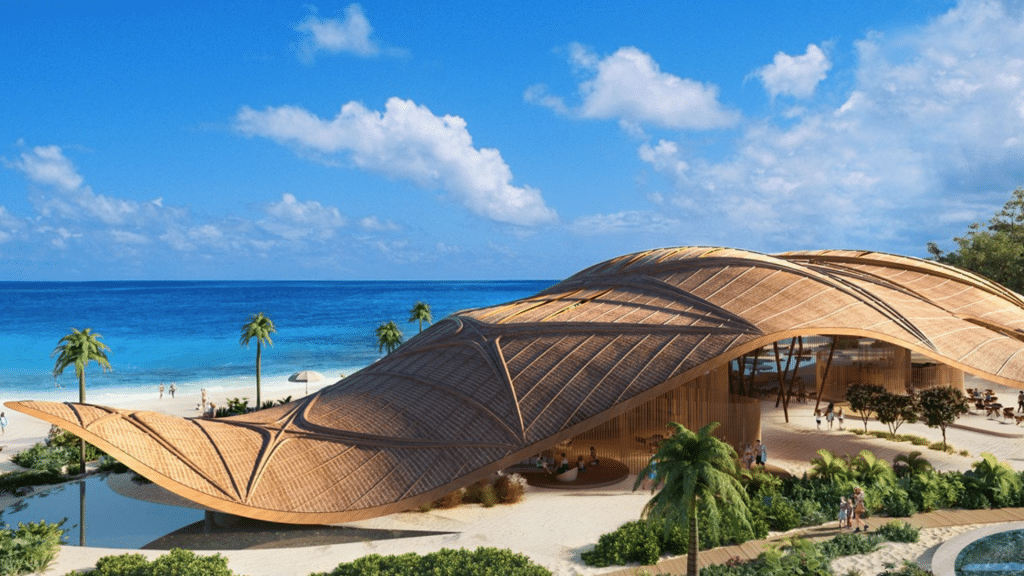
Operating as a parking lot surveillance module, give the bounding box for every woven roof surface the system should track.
[9,246,1024,523]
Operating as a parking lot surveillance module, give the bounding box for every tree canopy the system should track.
[917,385,970,451]
[928,187,1024,292]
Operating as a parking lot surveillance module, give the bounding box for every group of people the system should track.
[814,402,844,431]
[741,439,768,469]
[158,382,177,399]
[536,446,600,474]
[837,486,868,532]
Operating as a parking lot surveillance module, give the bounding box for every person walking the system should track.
[0,411,8,434]
[169,383,176,398]
[837,408,845,430]
[838,496,850,531]
[159,383,164,399]
[852,486,867,532]
[1017,390,1023,413]
[757,439,767,467]
[815,409,822,429]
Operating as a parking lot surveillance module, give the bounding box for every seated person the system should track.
[555,452,570,474]
[576,455,586,472]
[589,446,600,466]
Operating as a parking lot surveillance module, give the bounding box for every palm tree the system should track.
[408,301,432,333]
[635,422,752,576]
[376,321,403,354]
[51,327,111,473]
[240,312,275,409]
[893,451,933,478]
[808,449,852,484]
[851,449,896,488]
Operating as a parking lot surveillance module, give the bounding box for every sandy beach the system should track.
[4,375,1024,575]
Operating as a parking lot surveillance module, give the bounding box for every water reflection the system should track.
[1,473,453,550]
[0,474,203,549]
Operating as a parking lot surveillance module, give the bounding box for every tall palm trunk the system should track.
[79,370,86,473]
[256,340,262,408]
[688,495,699,576]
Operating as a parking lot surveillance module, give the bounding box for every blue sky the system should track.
[3,0,1023,280]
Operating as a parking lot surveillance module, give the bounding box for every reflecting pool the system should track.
[1,473,453,550]
[957,529,1024,575]
[0,474,203,549]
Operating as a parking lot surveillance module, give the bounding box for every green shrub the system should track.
[478,484,498,507]
[80,548,237,576]
[314,547,552,576]
[765,497,802,531]
[10,443,73,474]
[0,469,64,495]
[581,519,684,567]
[928,441,954,453]
[877,561,933,576]
[0,520,66,576]
[817,532,883,559]
[876,520,920,543]
[881,488,919,517]
[909,436,931,446]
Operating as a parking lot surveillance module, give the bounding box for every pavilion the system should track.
[8,247,1024,524]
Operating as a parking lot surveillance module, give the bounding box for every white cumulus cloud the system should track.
[295,4,380,60]
[638,0,1024,251]
[236,97,557,226]
[753,44,832,99]
[530,44,740,131]
[6,145,84,191]
[260,193,346,240]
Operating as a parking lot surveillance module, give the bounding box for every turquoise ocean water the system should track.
[0,280,555,405]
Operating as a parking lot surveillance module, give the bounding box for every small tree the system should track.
[917,386,970,451]
[375,321,404,355]
[846,383,887,432]
[875,392,919,435]
[408,301,432,333]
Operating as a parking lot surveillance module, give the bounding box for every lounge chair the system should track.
[556,467,578,482]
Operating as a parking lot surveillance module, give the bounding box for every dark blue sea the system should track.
[0,280,555,405]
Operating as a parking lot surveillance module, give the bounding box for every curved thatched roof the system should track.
[9,247,1024,523]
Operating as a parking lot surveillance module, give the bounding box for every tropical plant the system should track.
[917,385,970,451]
[375,320,404,355]
[851,449,896,488]
[51,327,111,472]
[314,547,553,576]
[808,449,851,484]
[962,452,1021,508]
[845,383,886,432]
[0,519,66,576]
[239,312,275,409]
[892,451,932,478]
[874,393,918,435]
[636,422,753,576]
[408,301,432,333]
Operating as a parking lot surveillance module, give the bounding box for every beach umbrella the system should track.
[289,370,325,394]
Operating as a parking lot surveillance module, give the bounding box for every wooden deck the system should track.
[600,507,1024,575]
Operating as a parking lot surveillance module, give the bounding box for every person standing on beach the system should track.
[837,408,845,430]
[1018,390,1024,413]
[159,383,164,399]
[0,412,8,434]
[169,383,176,398]
[201,388,208,412]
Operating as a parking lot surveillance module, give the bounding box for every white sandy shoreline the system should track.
[3,375,1024,575]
